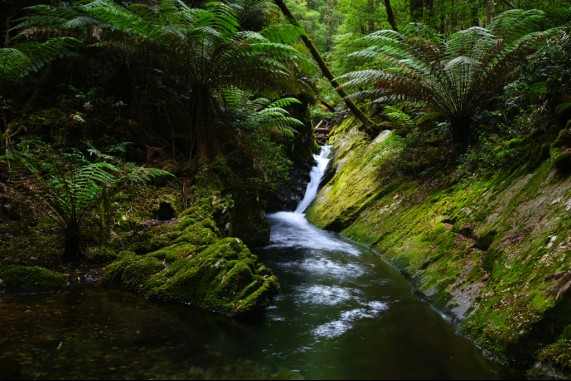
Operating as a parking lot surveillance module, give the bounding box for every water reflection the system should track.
[0,240,526,380]
[0,286,296,380]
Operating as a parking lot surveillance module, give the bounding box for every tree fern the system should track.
[1,140,173,263]
[223,88,303,138]
[225,0,276,30]
[338,8,558,150]
[219,87,299,189]
[14,0,314,167]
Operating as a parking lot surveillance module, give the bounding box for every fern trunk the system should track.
[384,0,398,31]
[450,117,472,151]
[62,219,83,263]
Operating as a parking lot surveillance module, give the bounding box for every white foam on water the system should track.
[266,211,360,255]
[276,256,365,278]
[312,301,389,339]
[295,285,357,306]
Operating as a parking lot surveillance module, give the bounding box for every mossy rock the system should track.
[529,338,571,379]
[555,102,571,125]
[550,148,571,174]
[103,196,280,318]
[102,251,165,292]
[150,236,279,317]
[306,117,571,374]
[0,265,66,294]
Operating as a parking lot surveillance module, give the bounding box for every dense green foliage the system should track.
[9,0,313,167]
[0,0,317,264]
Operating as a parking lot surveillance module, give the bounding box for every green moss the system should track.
[555,102,571,124]
[120,256,165,292]
[175,223,218,245]
[150,243,199,263]
[551,149,571,174]
[147,237,279,316]
[0,265,66,294]
[536,339,571,375]
[103,190,280,317]
[101,250,137,287]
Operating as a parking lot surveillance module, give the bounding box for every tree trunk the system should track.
[410,0,423,21]
[500,0,516,9]
[425,0,434,17]
[325,0,335,51]
[486,0,495,24]
[384,0,398,31]
[367,0,375,33]
[470,2,479,26]
[321,99,336,113]
[273,0,377,137]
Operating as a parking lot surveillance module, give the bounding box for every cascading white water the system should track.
[267,144,359,254]
[294,145,331,214]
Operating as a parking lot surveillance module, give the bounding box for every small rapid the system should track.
[267,146,358,254]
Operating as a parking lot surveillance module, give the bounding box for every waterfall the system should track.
[294,145,331,214]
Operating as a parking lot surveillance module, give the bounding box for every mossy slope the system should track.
[305,118,571,377]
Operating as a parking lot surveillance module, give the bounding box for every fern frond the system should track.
[0,48,31,85]
[261,23,305,44]
[341,9,556,148]
[118,163,174,186]
[383,105,413,126]
[268,97,302,109]
[226,0,276,28]
[488,8,545,44]
[444,27,496,60]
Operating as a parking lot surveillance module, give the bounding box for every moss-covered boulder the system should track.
[0,265,66,294]
[305,117,571,378]
[103,190,280,318]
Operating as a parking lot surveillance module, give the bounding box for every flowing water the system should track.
[0,146,525,380]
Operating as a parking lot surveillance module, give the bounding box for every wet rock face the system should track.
[229,192,271,247]
[265,164,312,213]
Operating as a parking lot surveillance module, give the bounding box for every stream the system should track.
[0,146,525,380]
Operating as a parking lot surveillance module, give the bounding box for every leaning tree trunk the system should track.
[384,0,398,31]
[273,0,378,137]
